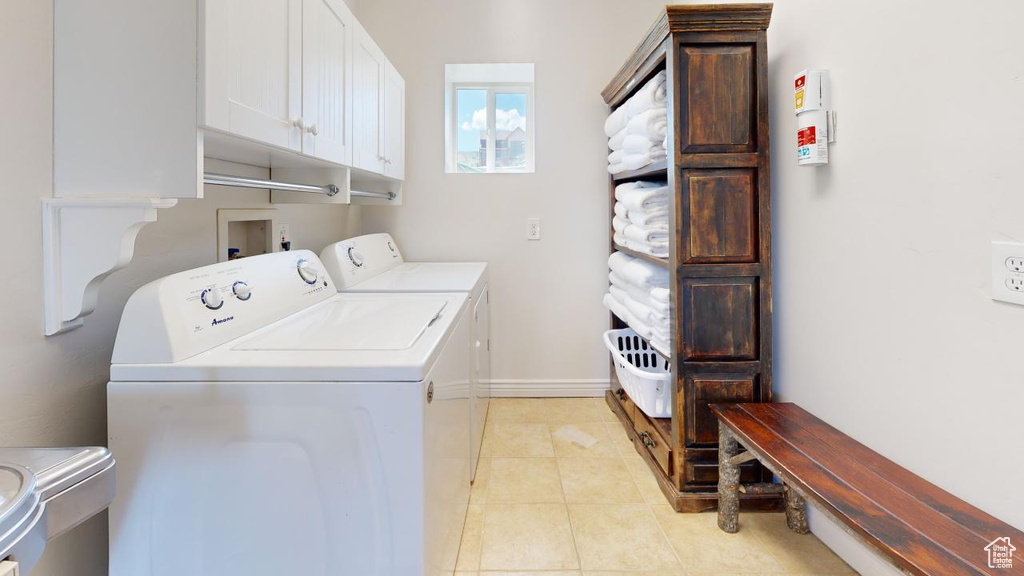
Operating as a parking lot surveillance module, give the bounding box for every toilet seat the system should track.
[0,463,45,569]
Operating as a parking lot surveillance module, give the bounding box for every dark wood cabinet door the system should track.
[677,43,757,154]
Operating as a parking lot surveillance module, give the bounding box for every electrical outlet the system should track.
[278,223,290,243]
[526,218,541,241]
[992,241,1024,306]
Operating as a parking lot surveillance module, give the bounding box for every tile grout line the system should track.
[551,422,585,573]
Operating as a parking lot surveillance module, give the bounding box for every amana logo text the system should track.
[211,316,235,326]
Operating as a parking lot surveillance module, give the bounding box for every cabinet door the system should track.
[301,0,352,164]
[203,0,302,151]
[351,25,386,174]
[383,61,405,180]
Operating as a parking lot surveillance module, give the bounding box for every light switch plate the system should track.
[991,241,1024,306]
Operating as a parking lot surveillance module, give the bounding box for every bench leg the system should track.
[784,484,809,534]
[717,423,741,533]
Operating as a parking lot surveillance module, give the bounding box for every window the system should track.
[445,64,535,173]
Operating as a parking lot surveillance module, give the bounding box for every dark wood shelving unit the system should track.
[611,159,669,182]
[603,3,779,513]
[612,245,669,268]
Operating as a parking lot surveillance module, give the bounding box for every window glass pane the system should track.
[456,89,487,173]
[494,92,528,171]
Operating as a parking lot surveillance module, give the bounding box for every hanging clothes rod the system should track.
[351,189,397,200]
[203,172,340,197]
[203,172,396,200]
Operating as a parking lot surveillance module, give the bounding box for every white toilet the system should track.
[0,447,115,574]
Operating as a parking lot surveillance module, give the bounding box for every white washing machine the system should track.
[107,250,470,576]
[321,233,490,481]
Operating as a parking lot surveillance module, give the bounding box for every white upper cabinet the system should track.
[300,0,354,164]
[55,0,402,200]
[203,0,303,152]
[384,61,406,180]
[352,26,387,175]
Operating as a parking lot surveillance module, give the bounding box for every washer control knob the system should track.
[201,286,223,310]
[348,247,365,268]
[297,259,319,284]
[232,281,252,301]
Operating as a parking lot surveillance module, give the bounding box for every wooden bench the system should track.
[711,402,1024,576]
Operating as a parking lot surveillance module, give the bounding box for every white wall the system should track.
[0,2,361,575]
[359,0,673,395]
[359,0,1024,570]
[764,0,1024,569]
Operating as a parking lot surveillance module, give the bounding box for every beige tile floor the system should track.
[454,397,857,576]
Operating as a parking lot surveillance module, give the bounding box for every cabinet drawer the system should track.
[635,411,672,475]
[613,387,637,424]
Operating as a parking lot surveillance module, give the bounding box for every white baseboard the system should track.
[808,507,903,576]
[488,379,610,398]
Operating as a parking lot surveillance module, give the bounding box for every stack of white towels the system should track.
[604,251,671,355]
[606,70,668,174]
[613,180,669,257]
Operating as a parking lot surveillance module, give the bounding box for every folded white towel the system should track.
[610,271,670,317]
[607,162,626,175]
[624,224,669,245]
[622,134,661,154]
[621,149,666,171]
[604,106,629,138]
[628,207,668,227]
[612,215,630,234]
[627,240,669,258]
[614,202,628,219]
[607,149,625,165]
[650,286,670,303]
[616,182,669,212]
[603,293,653,340]
[603,292,628,324]
[613,231,628,247]
[626,108,668,141]
[650,338,671,357]
[626,71,668,117]
[627,218,668,232]
[608,128,628,151]
[608,251,669,288]
[611,285,664,325]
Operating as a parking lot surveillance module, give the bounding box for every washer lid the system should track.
[234,298,447,351]
[0,463,40,557]
[342,262,487,293]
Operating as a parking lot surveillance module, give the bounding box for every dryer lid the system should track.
[0,463,40,557]
[234,298,448,351]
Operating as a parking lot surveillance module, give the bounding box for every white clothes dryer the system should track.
[108,250,470,576]
[321,233,490,481]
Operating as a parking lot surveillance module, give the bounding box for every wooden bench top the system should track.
[711,402,1024,576]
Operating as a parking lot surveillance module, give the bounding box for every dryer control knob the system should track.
[232,281,252,301]
[296,259,319,284]
[348,247,365,268]
[201,286,223,310]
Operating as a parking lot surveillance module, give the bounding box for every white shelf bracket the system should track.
[42,198,178,336]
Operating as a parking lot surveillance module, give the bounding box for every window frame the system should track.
[449,82,535,174]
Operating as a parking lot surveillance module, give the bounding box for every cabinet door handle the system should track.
[292,118,305,131]
[305,123,319,136]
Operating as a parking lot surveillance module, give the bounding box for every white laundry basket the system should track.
[603,328,671,418]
